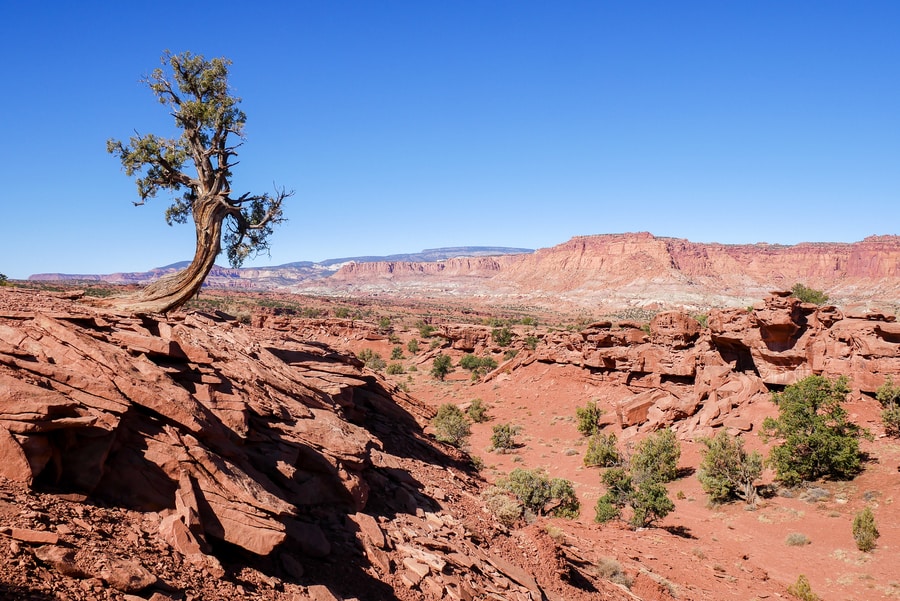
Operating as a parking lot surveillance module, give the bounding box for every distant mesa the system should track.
[26,233,900,312]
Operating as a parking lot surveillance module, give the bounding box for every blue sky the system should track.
[2,2,898,279]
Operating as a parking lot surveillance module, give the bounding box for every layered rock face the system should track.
[471,293,900,436]
[323,233,900,310]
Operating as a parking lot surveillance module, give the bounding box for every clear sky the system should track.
[2,2,898,279]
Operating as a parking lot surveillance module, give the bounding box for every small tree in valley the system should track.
[697,431,763,504]
[431,354,453,380]
[432,404,471,447]
[762,375,867,486]
[852,507,879,552]
[876,376,900,437]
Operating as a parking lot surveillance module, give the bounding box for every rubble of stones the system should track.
[0,288,632,601]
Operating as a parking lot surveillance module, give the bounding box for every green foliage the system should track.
[466,399,488,423]
[762,375,866,486]
[417,321,435,338]
[490,423,520,453]
[631,429,681,484]
[334,306,351,318]
[787,575,819,601]
[503,349,519,361]
[790,283,829,306]
[407,339,420,354]
[430,354,453,380]
[492,326,513,347]
[107,51,287,269]
[575,401,603,437]
[391,346,404,360]
[693,313,708,328]
[431,404,471,447]
[496,468,580,519]
[459,354,497,378]
[385,363,404,375]
[594,433,679,528]
[584,433,621,468]
[852,507,879,552]
[0,273,7,286]
[357,348,386,371]
[697,431,763,504]
[524,334,539,350]
[629,480,675,528]
[377,316,392,333]
[876,376,900,437]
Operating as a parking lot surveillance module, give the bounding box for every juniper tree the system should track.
[107,51,291,313]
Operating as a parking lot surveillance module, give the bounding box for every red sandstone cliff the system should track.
[321,233,900,310]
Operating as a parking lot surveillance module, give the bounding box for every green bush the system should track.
[483,486,523,526]
[459,354,498,378]
[466,399,488,423]
[334,306,351,318]
[787,574,819,601]
[431,354,453,380]
[503,349,518,361]
[357,348,386,371]
[417,321,435,338]
[584,433,620,468]
[594,465,674,528]
[524,334,539,350]
[385,363,404,375]
[876,376,900,437]
[575,401,603,437]
[790,283,829,305]
[852,507,879,552]
[407,339,420,354]
[0,273,7,286]
[697,431,763,504]
[497,468,580,519]
[391,346,404,360]
[631,429,681,484]
[490,423,520,453]
[431,404,471,447]
[492,326,513,347]
[762,375,867,486]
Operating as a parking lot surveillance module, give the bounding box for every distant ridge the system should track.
[28,246,534,285]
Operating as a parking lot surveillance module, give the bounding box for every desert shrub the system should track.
[852,507,879,552]
[693,313,708,328]
[431,354,453,380]
[594,557,632,588]
[357,348,386,371]
[490,423,520,453]
[790,283,829,306]
[762,375,867,486]
[492,326,513,347]
[407,338,420,354]
[575,400,603,437]
[385,363,404,375]
[785,533,810,546]
[503,349,518,361]
[787,574,819,601]
[0,273,7,285]
[334,306,350,318]
[391,346,404,360]
[429,339,442,350]
[431,404,471,447]
[417,321,435,338]
[584,432,621,468]
[629,480,675,528]
[466,399,488,423]
[631,429,681,484]
[482,486,523,527]
[497,468,580,519]
[876,376,900,437]
[524,334,539,350]
[697,431,763,504]
[459,354,497,378]
[594,497,621,523]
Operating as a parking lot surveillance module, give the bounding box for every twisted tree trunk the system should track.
[102,199,229,314]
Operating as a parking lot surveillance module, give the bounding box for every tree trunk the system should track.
[101,198,229,314]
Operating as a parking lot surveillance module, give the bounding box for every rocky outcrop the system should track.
[0,287,634,601]
[490,295,899,436]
